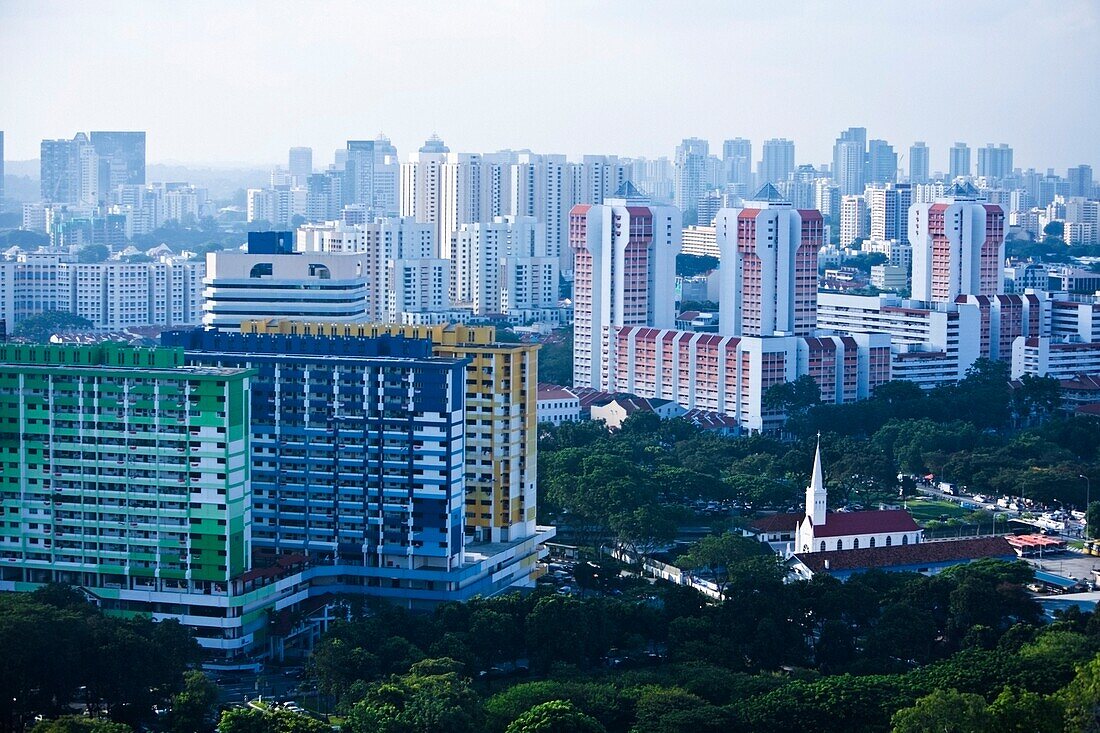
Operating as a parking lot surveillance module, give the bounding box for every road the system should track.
[913,485,1086,543]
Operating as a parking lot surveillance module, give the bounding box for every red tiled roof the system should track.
[794,536,1014,573]
[811,509,919,538]
[749,512,802,533]
[537,383,578,400]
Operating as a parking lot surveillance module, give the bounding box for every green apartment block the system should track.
[0,343,262,660]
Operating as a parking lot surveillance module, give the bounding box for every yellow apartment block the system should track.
[241,320,538,544]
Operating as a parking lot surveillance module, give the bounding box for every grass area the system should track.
[905,499,972,524]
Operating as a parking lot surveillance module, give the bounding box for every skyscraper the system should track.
[1067,165,1094,197]
[714,184,821,337]
[346,139,377,214]
[40,134,89,203]
[909,142,930,184]
[89,131,146,187]
[910,182,1005,303]
[0,130,4,212]
[401,135,450,247]
[832,127,867,195]
[722,137,753,191]
[288,146,312,182]
[674,137,709,224]
[570,182,681,389]
[839,194,868,247]
[373,134,400,218]
[866,139,898,184]
[867,183,912,244]
[949,143,971,180]
[977,143,1013,180]
[758,139,795,187]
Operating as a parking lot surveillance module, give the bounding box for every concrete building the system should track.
[288,146,312,183]
[570,182,681,390]
[681,224,719,258]
[674,137,709,224]
[949,142,971,180]
[977,143,1013,180]
[832,127,866,195]
[909,142,930,184]
[536,383,582,425]
[203,234,369,330]
[870,264,908,291]
[714,183,821,338]
[839,194,867,246]
[758,139,796,187]
[867,183,912,244]
[910,183,1005,303]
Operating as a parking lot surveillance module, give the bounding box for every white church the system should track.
[794,439,922,554]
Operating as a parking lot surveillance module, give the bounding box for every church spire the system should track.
[806,433,827,526]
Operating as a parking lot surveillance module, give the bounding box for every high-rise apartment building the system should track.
[867,139,898,184]
[510,152,573,270]
[867,183,912,244]
[910,182,1005,303]
[0,130,5,212]
[909,142,930,184]
[722,138,753,191]
[570,182,681,390]
[288,147,312,182]
[758,139,796,187]
[949,143,971,180]
[832,127,867,195]
[674,137,709,224]
[977,144,1013,180]
[236,322,545,547]
[0,343,254,660]
[451,216,556,315]
[839,194,868,247]
[714,184,821,338]
[1067,165,1094,197]
[401,136,451,249]
[40,134,90,203]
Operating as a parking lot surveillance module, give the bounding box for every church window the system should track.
[853,538,860,549]
[820,541,826,552]
[869,537,876,548]
[902,535,909,545]
[885,535,892,546]
[836,540,843,551]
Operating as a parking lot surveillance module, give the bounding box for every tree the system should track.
[216,708,328,733]
[13,310,94,342]
[890,689,993,733]
[76,244,110,263]
[166,671,219,733]
[1058,653,1100,732]
[30,718,132,733]
[1012,375,1063,426]
[343,660,483,733]
[678,532,769,599]
[504,700,606,733]
[762,375,821,419]
[987,686,1063,733]
[1087,502,1100,541]
[676,254,719,278]
[610,505,676,565]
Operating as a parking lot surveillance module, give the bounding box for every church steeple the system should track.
[805,434,827,526]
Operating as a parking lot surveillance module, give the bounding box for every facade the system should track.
[870,264,907,291]
[977,143,1013,180]
[866,139,897,184]
[949,142,971,179]
[867,183,912,244]
[288,147,312,182]
[832,127,866,195]
[910,183,1004,303]
[714,184,821,338]
[674,137,709,223]
[570,182,681,390]
[536,383,581,425]
[0,343,256,660]
[758,139,795,187]
[839,194,867,247]
[1012,337,1100,379]
[239,321,542,546]
[909,142,930,184]
[0,255,204,335]
[450,216,557,315]
[681,225,719,258]
[203,237,369,331]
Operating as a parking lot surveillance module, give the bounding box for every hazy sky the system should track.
[1,0,1097,172]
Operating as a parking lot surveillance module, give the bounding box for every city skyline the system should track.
[1,1,1098,170]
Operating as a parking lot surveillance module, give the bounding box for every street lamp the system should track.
[1082,475,1092,540]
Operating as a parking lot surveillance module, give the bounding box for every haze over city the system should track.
[2,0,1099,169]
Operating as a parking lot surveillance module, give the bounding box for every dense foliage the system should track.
[302,559,1100,732]
[12,309,94,342]
[1,586,202,730]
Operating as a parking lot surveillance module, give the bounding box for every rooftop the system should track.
[794,536,1015,573]
[811,508,920,538]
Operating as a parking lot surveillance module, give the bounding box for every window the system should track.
[853,538,860,549]
[308,264,331,279]
[836,539,843,551]
[885,535,892,546]
[869,537,876,548]
[902,534,908,546]
[819,541,826,552]
[249,263,273,278]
